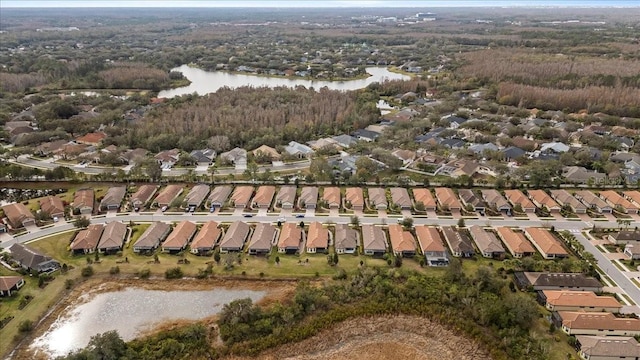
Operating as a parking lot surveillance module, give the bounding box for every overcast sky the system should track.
[1,0,637,7]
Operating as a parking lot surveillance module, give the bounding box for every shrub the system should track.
[65,279,74,290]
[165,267,184,279]
[18,320,33,333]
[109,266,120,275]
[137,268,151,279]
[81,266,94,277]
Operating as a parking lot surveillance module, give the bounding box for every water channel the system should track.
[158,65,410,98]
[31,287,265,358]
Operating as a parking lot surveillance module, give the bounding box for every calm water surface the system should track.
[31,287,265,358]
[158,66,410,98]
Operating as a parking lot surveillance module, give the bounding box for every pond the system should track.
[31,287,265,358]
[157,65,411,98]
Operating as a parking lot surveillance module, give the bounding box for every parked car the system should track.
[243,213,253,218]
[295,214,305,218]
[161,206,168,212]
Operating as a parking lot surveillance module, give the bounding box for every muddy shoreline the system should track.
[10,276,298,360]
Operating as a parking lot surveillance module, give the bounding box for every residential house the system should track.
[130,185,158,210]
[306,222,329,254]
[624,243,640,260]
[390,188,412,210]
[443,115,468,129]
[36,140,67,157]
[76,131,107,146]
[39,196,65,219]
[468,143,499,155]
[322,187,341,209]
[252,186,276,209]
[550,190,587,214]
[539,142,570,156]
[132,222,171,253]
[99,186,126,211]
[54,142,88,160]
[528,189,561,213]
[541,291,622,313]
[97,221,127,254]
[367,188,388,210]
[345,187,365,211]
[501,146,526,162]
[496,227,536,258]
[458,189,487,213]
[438,159,481,178]
[2,203,36,228]
[576,336,640,360]
[120,148,148,165]
[154,185,184,208]
[352,129,380,142]
[361,224,387,256]
[298,187,319,209]
[562,166,606,185]
[441,226,475,257]
[435,188,462,212]
[162,221,197,253]
[600,190,639,214]
[248,222,276,255]
[412,189,437,211]
[513,272,603,292]
[208,185,233,208]
[0,276,25,297]
[504,189,536,213]
[155,148,180,169]
[480,190,512,215]
[189,149,216,165]
[332,134,358,148]
[555,312,640,336]
[278,222,303,254]
[415,225,448,266]
[230,186,254,209]
[8,243,60,273]
[391,149,416,165]
[610,230,640,245]
[184,185,210,209]
[574,190,613,213]
[284,141,314,158]
[275,186,297,209]
[220,147,247,169]
[388,224,416,257]
[334,224,358,254]
[73,189,94,215]
[524,227,568,259]
[219,221,251,253]
[624,191,640,208]
[251,145,281,161]
[190,221,221,255]
[307,138,339,151]
[469,225,505,258]
[70,224,104,254]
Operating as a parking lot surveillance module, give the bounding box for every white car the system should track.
[161,206,168,212]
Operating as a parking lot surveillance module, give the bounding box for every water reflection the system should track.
[158,66,410,98]
[31,287,265,358]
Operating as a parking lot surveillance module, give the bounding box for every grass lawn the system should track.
[533,308,577,360]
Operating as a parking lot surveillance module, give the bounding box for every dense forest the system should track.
[58,264,553,360]
[129,87,380,152]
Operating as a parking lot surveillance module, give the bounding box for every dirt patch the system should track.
[225,315,492,360]
[11,276,297,360]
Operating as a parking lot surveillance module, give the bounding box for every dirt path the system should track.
[226,315,492,360]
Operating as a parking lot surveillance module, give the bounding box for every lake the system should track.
[31,287,265,358]
[158,66,411,98]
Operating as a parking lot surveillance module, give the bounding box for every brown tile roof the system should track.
[543,290,622,309]
[100,187,126,209]
[528,189,560,210]
[559,311,640,332]
[230,186,254,208]
[441,226,475,255]
[220,221,251,250]
[469,225,505,255]
[275,186,296,206]
[253,186,276,207]
[184,185,210,207]
[504,189,535,210]
[39,196,65,217]
[415,226,446,253]
[388,224,416,253]
[306,222,328,249]
[76,131,107,145]
[322,187,341,207]
[367,188,387,207]
[130,185,158,208]
[412,188,436,208]
[574,190,610,209]
[362,224,387,252]
[191,221,221,251]
[0,276,24,292]
[154,185,184,207]
[624,191,640,206]
[334,224,358,250]
[496,227,536,255]
[524,227,568,257]
[71,224,104,251]
[601,190,638,211]
[345,188,364,208]
[248,222,276,252]
[390,188,412,208]
[481,189,511,210]
[2,203,35,228]
[434,187,461,210]
[133,222,171,250]
[550,190,587,211]
[298,187,318,208]
[208,185,232,206]
[73,189,94,211]
[251,145,280,160]
[162,221,197,250]
[576,336,640,358]
[278,222,302,249]
[97,221,127,251]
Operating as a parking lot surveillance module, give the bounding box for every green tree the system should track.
[73,216,91,228]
